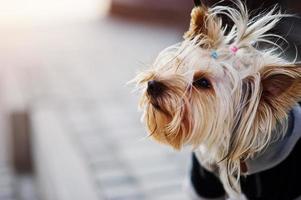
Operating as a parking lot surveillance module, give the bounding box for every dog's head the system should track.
[133,1,301,194]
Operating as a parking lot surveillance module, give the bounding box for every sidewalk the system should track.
[0,15,191,200]
[0,112,15,200]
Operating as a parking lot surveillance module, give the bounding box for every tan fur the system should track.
[184,6,224,48]
[132,1,301,198]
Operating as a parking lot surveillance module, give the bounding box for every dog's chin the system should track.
[145,102,189,150]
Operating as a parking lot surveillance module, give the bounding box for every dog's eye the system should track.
[193,77,211,89]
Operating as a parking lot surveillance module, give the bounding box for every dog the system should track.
[133,1,301,199]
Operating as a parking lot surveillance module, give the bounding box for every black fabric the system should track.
[241,138,301,200]
[190,154,225,198]
[191,139,301,199]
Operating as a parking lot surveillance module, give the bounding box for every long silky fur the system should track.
[133,1,301,198]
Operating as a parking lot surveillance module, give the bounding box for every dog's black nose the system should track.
[147,80,165,97]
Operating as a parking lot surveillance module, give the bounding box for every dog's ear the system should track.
[184,3,223,48]
[259,65,301,117]
[184,5,208,39]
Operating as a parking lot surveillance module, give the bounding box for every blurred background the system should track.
[0,0,192,200]
[0,0,300,200]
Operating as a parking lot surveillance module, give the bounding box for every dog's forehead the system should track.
[153,40,277,82]
[176,45,264,77]
[186,48,225,73]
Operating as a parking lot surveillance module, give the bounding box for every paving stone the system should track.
[109,193,146,200]
[97,174,136,186]
[1,14,190,200]
[102,183,142,199]
[143,180,184,197]
[127,156,178,170]
[0,112,16,200]
[152,192,189,200]
[96,168,130,181]
[133,162,179,176]
[15,175,39,200]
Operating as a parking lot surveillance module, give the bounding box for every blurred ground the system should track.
[0,111,15,200]
[0,0,192,199]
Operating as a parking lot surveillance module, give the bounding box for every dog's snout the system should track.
[147,80,165,97]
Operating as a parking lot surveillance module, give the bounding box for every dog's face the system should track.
[136,45,238,150]
[134,2,301,166]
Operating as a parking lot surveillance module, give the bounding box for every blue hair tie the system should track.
[211,51,218,59]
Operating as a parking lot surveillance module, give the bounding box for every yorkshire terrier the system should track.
[133,0,301,199]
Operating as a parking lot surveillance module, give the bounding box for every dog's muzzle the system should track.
[147,80,166,98]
